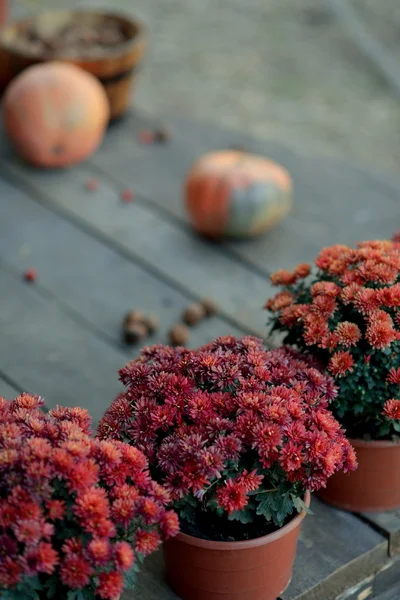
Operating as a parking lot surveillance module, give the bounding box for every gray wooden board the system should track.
[0,376,20,399]
[372,556,400,597]
[0,264,126,424]
[121,498,388,600]
[90,112,400,274]
[0,157,271,336]
[361,511,400,557]
[373,587,400,600]
[281,498,388,600]
[0,174,244,350]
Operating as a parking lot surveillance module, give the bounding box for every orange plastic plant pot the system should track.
[317,439,400,513]
[163,492,310,600]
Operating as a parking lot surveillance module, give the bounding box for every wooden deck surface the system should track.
[0,111,399,599]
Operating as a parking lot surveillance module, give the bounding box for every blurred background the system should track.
[13,0,400,172]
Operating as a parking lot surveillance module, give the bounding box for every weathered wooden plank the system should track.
[372,556,400,597]
[0,175,245,349]
[0,376,20,399]
[91,113,400,274]
[0,158,271,336]
[361,511,400,557]
[373,587,400,600]
[0,263,126,424]
[281,498,388,600]
[123,553,178,600]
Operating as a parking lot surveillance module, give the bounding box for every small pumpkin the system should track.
[3,61,109,168]
[185,150,293,239]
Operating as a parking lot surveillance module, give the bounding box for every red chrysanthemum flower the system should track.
[387,368,400,385]
[294,263,311,279]
[60,554,93,589]
[88,538,111,566]
[311,281,341,297]
[265,240,400,440]
[135,529,161,557]
[99,338,355,534]
[96,571,124,600]
[0,557,22,587]
[279,304,308,326]
[216,479,248,514]
[36,542,59,574]
[0,396,177,598]
[264,291,294,312]
[280,442,304,472]
[236,470,264,492]
[270,269,297,286]
[159,510,180,539]
[382,399,400,420]
[328,351,354,377]
[46,500,66,521]
[114,541,134,571]
[366,311,397,350]
[353,287,382,314]
[335,322,362,348]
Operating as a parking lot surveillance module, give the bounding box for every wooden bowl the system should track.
[0,10,147,120]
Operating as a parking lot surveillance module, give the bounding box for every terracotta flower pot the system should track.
[317,438,400,513]
[163,492,310,600]
[0,0,7,27]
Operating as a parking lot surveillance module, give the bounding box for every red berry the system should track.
[24,268,37,282]
[121,189,135,203]
[139,130,154,145]
[85,178,99,192]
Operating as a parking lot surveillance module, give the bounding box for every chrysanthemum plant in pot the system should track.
[98,336,356,600]
[266,240,400,512]
[0,394,178,600]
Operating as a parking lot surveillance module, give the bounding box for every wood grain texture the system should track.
[0,174,245,350]
[361,511,400,556]
[0,263,126,424]
[0,376,20,398]
[0,157,271,336]
[282,498,388,600]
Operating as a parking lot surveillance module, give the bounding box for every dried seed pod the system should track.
[201,297,219,316]
[154,127,171,143]
[85,177,99,192]
[142,314,159,334]
[120,188,135,203]
[123,322,148,345]
[169,324,189,347]
[124,310,144,326]
[182,303,206,326]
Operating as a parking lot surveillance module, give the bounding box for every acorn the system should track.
[201,297,219,316]
[182,303,206,326]
[124,321,147,345]
[169,324,189,347]
[124,310,143,326]
[154,127,171,143]
[142,314,159,334]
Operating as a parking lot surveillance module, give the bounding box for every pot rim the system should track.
[174,490,310,551]
[348,437,400,448]
[0,9,146,62]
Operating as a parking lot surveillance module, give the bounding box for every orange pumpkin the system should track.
[3,61,109,168]
[185,151,293,239]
